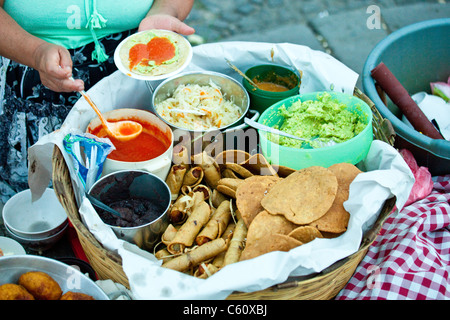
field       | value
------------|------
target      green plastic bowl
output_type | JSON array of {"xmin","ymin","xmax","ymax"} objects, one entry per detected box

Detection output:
[
  {"xmin": 243, "ymin": 64, "xmax": 300, "ymax": 114},
  {"xmin": 258, "ymin": 91, "xmax": 373, "ymax": 170}
]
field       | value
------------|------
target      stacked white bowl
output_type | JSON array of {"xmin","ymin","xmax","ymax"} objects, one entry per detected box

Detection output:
[{"xmin": 2, "ymin": 188, "xmax": 68, "ymax": 253}]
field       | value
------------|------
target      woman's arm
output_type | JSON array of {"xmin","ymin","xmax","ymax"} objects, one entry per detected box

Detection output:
[
  {"xmin": 0, "ymin": 0, "xmax": 195, "ymax": 92},
  {"xmin": 139, "ymin": 0, "xmax": 195, "ymax": 35},
  {"xmin": 0, "ymin": 4, "xmax": 83, "ymax": 92},
  {"xmin": 148, "ymin": 0, "xmax": 194, "ymax": 21}
]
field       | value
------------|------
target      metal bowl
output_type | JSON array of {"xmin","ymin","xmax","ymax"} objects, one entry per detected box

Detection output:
[
  {"xmin": 0, "ymin": 255, "xmax": 109, "ymax": 300},
  {"xmin": 151, "ymin": 71, "xmax": 250, "ymax": 133},
  {"xmin": 2, "ymin": 188, "xmax": 68, "ymax": 239},
  {"xmin": 88, "ymin": 170, "xmax": 171, "ymax": 252}
]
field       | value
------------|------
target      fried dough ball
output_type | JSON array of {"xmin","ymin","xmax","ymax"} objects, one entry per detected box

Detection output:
[
  {"xmin": 0, "ymin": 283, "xmax": 35, "ymax": 300},
  {"xmin": 18, "ymin": 271, "xmax": 62, "ymax": 300},
  {"xmin": 60, "ymin": 291, "xmax": 95, "ymax": 300}
]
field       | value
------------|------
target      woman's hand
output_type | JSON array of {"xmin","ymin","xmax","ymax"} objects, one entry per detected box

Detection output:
[
  {"xmin": 0, "ymin": 6, "xmax": 84, "ymax": 93},
  {"xmin": 33, "ymin": 42, "xmax": 84, "ymax": 92},
  {"xmin": 138, "ymin": 13, "xmax": 195, "ymax": 35}
]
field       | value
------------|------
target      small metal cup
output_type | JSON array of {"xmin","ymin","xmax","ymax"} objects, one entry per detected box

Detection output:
[{"xmin": 88, "ymin": 170, "xmax": 171, "ymax": 251}]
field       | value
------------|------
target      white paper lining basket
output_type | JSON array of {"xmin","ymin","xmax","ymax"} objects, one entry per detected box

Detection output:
[
  {"xmin": 50, "ymin": 87, "xmax": 401, "ymax": 300},
  {"xmin": 33, "ymin": 42, "xmax": 412, "ymax": 299}
]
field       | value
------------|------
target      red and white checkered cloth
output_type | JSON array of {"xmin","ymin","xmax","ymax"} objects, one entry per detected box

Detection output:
[{"xmin": 336, "ymin": 174, "xmax": 450, "ymax": 300}]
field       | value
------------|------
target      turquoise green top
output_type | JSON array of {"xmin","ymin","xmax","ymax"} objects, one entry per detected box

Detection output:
[{"xmin": 4, "ymin": 0, "xmax": 154, "ymax": 62}]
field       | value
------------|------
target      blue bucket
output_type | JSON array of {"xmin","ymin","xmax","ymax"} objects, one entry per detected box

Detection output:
[{"xmin": 362, "ymin": 18, "xmax": 450, "ymax": 175}]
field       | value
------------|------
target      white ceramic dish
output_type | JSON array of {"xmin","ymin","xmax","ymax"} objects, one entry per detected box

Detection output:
[
  {"xmin": 114, "ymin": 29, "xmax": 193, "ymax": 81},
  {"xmin": 4, "ymin": 222, "xmax": 68, "ymax": 253},
  {"xmin": 2, "ymin": 188, "xmax": 68, "ymax": 239},
  {"xmin": 0, "ymin": 236, "xmax": 26, "ymax": 257}
]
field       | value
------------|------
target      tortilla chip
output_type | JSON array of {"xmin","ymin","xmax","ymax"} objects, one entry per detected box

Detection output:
[
  {"xmin": 236, "ymin": 176, "xmax": 281, "ymax": 227},
  {"xmin": 215, "ymin": 150, "xmax": 250, "ymax": 166},
  {"xmin": 309, "ymin": 163, "xmax": 362, "ymax": 233},
  {"xmin": 244, "ymin": 210, "xmax": 297, "ymax": 247},
  {"xmin": 329, "ymin": 162, "xmax": 362, "ymax": 186},
  {"xmin": 288, "ymin": 226, "xmax": 323, "ymax": 244},
  {"xmin": 216, "ymin": 178, "xmax": 243, "ymax": 198},
  {"xmin": 241, "ymin": 153, "xmax": 279, "ymax": 177},
  {"xmin": 240, "ymin": 233, "xmax": 302, "ymax": 261},
  {"xmin": 320, "ymin": 231, "xmax": 344, "ymax": 238},
  {"xmin": 270, "ymin": 164, "xmax": 296, "ymax": 177},
  {"xmin": 243, "ymin": 175, "xmax": 281, "ymax": 185},
  {"xmin": 261, "ymin": 166, "xmax": 338, "ymax": 225},
  {"xmin": 224, "ymin": 163, "xmax": 254, "ymax": 179},
  {"xmin": 216, "ymin": 185, "xmax": 236, "ymax": 198},
  {"xmin": 221, "ymin": 168, "xmax": 240, "ymax": 179}
]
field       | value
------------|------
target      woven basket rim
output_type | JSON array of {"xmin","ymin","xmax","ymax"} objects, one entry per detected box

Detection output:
[{"xmin": 51, "ymin": 87, "xmax": 396, "ymax": 299}]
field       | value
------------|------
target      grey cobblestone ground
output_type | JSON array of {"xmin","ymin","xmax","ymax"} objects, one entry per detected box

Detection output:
[
  {"xmin": 186, "ymin": 0, "xmax": 447, "ymax": 43},
  {"xmin": 185, "ymin": 0, "xmax": 449, "ymax": 84}
]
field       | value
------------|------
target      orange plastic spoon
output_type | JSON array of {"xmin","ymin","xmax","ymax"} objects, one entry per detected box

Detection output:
[{"xmin": 71, "ymin": 77, "xmax": 143, "ymax": 142}]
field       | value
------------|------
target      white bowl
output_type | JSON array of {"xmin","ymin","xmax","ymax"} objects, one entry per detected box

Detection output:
[
  {"xmin": 2, "ymin": 188, "xmax": 68, "ymax": 239},
  {"xmin": 86, "ymin": 108, "xmax": 174, "ymax": 180},
  {"xmin": 0, "ymin": 255, "xmax": 109, "ymax": 300},
  {"xmin": 4, "ymin": 222, "xmax": 68, "ymax": 253}
]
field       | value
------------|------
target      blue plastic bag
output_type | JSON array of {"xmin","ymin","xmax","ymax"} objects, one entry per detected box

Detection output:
[{"xmin": 63, "ymin": 133, "xmax": 115, "ymax": 190}]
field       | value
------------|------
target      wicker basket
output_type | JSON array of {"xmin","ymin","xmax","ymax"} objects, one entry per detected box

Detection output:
[{"xmin": 51, "ymin": 88, "xmax": 396, "ymax": 300}]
